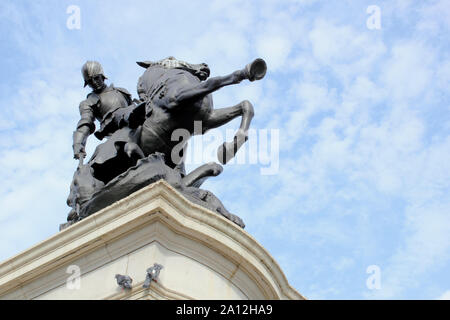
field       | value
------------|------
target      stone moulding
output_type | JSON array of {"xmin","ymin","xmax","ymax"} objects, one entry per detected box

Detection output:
[{"xmin": 0, "ymin": 180, "xmax": 305, "ymax": 300}]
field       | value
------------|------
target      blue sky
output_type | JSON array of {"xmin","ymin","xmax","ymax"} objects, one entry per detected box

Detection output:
[{"xmin": 0, "ymin": 0, "xmax": 449, "ymax": 299}]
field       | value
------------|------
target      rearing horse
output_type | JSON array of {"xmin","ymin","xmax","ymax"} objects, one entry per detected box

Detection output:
[
  {"xmin": 135, "ymin": 57, "xmax": 267, "ymax": 177},
  {"xmin": 63, "ymin": 57, "xmax": 266, "ymax": 229}
]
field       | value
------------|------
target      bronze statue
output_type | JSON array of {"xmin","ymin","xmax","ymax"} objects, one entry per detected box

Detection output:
[
  {"xmin": 135, "ymin": 56, "xmax": 266, "ymax": 167},
  {"xmin": 66, "ymin": 61, "xmax": 145, "ymax": 223},
  {"xmin": 62, "ymin": 57, "xmax": 267, "ymax": 230},
  {"xmin": 74, "ymin": 61, "xmax": 144, "ymax": 182}
]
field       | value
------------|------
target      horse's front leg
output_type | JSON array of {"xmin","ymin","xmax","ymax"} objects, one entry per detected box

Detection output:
[
  {"xmin": 202, "ymin": 100, "xmax": 254, "ymax": 164},
  {"xmin": 171, "ymin": 71, "xmax": 246, "ymax": 106},
  {"xmin": 171, "ymin": 59, "xmax": 266, "ymax": 106}
]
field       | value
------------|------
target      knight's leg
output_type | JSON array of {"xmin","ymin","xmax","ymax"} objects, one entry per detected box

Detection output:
[
  {"xmin": 182, "ymin": 162, "xmax": 223, "ymax": 188},
  {"xmin": 202, "ymin": 100, "xmax": 254, "ymax": 164}
]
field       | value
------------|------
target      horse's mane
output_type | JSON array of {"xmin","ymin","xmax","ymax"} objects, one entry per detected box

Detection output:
[{"xmin": 138, "ymin": 65, "xmax": 203, "ymax": 106}]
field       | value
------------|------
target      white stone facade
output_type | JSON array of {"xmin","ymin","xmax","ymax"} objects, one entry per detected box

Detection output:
[{"xmin": 0, "ymin": 180, "xmax": 304, "ymax": 300}]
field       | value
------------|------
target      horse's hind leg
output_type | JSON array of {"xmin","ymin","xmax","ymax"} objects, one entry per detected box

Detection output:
[
  {"xmin": 182, "ymin": 162, "xmax": 223, "ymax": 188},
  {"xmin": 202, "ymin": 100, "xmax": 254, "ymax": 164}
]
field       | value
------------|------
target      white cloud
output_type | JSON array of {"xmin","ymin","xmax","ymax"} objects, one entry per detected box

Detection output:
[
  {"xmin": 438, "ymin": 290, "xmax": 450, "ymax": 300},
  {"xmin": 308, "ymin": 19, "xmax": 386, "ymax": 83},
  {"xmin": 367, "ymin": 201, "xmax": 450, "ymax": 299},
  {"xmin": 256, "ymin": 35, "xmax": 292, "ymax": 71},
  {"xmin": 416, "ymin": 0, "xmax": 450, "ymax": 34},
  {"xmin": 381, "ymin": 42, "xmax": 435, "ymax": 102},
  {"xmin": 334, "ymin": 257, "xmax": 355, "ymax": 271},
  {"xmin": 1, "ymin": 0, "xmax": 449, "ymax": 300}
]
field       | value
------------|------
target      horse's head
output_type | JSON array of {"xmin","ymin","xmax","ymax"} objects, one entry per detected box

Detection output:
[{"xmin": 137, "ymin": 56, "xmax": 210, "ymax": 80}]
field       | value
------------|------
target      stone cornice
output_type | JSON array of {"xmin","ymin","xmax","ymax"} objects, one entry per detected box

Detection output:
[{"xmin": 0, "ymin": 180, "xmax": 305, "ymax": 300}]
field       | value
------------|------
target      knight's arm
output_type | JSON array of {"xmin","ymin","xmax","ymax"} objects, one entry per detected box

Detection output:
[
  {"xmin": 114, "ymin": 85, "xmax": 147, "ymax": 128},
  {"xmin": 73, "ymin": 94, "xmax": 98, "ymax": 159},
  {"xmin": 114, "ymin": 86, "xmax": 133, "ymax": 105}
]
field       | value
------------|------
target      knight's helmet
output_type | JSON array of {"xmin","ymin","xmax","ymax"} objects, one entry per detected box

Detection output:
[{"xmin": 81, "ymin": 61, "xmax": 107, "ymax": 87}]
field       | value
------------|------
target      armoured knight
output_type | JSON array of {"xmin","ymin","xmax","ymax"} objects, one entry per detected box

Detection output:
[
  {"xmin": 65, "ymin": 61, "xmax": 145, "ymax": 225},
  {"xmin": 73, "ymin": 61, "xmax": 144, "ymax": 183}
]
